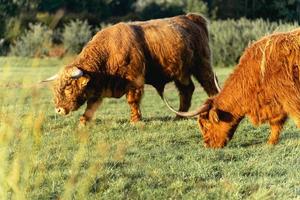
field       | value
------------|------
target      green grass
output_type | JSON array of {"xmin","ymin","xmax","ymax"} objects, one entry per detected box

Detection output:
[{"xmin": 0, "ymin": 57, "xmax": 299, "ymax": 199}]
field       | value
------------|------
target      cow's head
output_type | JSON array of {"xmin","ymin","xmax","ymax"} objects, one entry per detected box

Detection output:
[
  {"xmin": 163, "ymin": 96, "xmax": 240, "ymax": 148},
  {"xmin": 43, "ymin": 66, "xmax": 90, "ymax": 115},
  {"xmin": 197, "ymin": 98, "xmax": 240, "ymax": 148}
]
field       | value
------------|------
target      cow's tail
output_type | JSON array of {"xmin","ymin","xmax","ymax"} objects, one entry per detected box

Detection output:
[{"xmin": 186, "ymin": 13, "xmax": 209, "ymax": 37}]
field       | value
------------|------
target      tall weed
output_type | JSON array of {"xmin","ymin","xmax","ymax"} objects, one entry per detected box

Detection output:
[{"xmin": 62, "ymin": 20, "xmax": 92, "ymax": 54}]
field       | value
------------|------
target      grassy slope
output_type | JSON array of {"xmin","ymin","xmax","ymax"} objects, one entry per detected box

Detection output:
[{"xmin": 0, "ymin": 57, "xmax": 299, "ymax": 199}]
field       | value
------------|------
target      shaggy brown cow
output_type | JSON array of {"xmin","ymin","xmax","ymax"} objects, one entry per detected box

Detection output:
[
  {"xmin": 43, "ymin": 13, "xmax": 220, "ymax": 125},
  {"xmin": 166, "ymin": 28, "xmax": 300, "ymax": 148}
]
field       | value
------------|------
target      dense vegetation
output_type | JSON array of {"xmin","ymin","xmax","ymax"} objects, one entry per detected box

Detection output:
[
  {"xmin": 0, "ymin": 57, "xmax": 299, "ymax": 199},
  {"xmin": 6, "ymin": 18, "xmax": 298, "ymax": 67},
  {"xmin": 1, "ymin": 0, "xmax": 300, "ymax": 61}
]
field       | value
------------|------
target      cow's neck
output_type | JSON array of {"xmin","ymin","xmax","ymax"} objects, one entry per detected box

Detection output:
[{"xmin": 74, "ymin": 41, "xmax": 107, "ymax": 73}]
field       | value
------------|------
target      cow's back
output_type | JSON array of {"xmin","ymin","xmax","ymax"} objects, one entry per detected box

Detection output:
[
  {"xmin": 133, "ymin": 14, "xmax": 209, "ymax": 84},
  {"xmin": 76, "ymin": 14, "xmax": 209, "ymax": 89}
]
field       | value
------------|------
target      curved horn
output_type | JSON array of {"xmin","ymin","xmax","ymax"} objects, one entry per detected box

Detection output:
[
  {"xmin": 70, "ymin": 67, "xmax": 83, "ymax": 78},
  {"xmin": 161, "ymin": 95, "xmax": 210, "ymax": 118},
  {"xmin": 214, "ymin": 73, "xmax": 221, "ymax": 92},
  {"xmin": 40, "ymin": 74, "xmax": 58, "ymax": 83}
]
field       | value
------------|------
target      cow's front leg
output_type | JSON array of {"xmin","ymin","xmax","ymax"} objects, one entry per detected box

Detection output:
[
  {"xmin": 267, "ymin": 115, "xmax": 287, "ymax": 145},
  {"xmin": 79, "ymin": 98, "xmax": 102, "ymax": 126},
  {"xmin": 126, "ymin": 87, "xmax": 143, "ymax": 123}
]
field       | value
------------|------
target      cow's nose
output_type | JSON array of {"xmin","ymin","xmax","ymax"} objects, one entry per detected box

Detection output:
[{"xmin": 55, "ymin": 107, "xmax": 66, "ymax": 115}]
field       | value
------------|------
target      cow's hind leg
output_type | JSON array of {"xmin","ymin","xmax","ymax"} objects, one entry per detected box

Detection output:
[
  {"xmin": 126, "ymin": 87, "xmax": 143, "ymax": 123},
  {"xmin": 79, "ymin": 98, "xmax": 102, "ymax": 126},
  {"xmin": 174, "ymin": 79, "xmax": 195, "ymax": 118},
  {"xmin": 268, "ymin": 115, "xmax": 287, "ymax": 145}
]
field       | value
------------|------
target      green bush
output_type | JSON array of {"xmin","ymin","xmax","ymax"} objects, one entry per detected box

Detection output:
[
  {"xmin": 184, "ymin": 0, "xmax": 208, "ymax": 16},
  {"xmin": 3, "ymin": 18, "xmax": 22, "ymax": 42},
  {"xmin": 210, "ymin": 18, "xmax": 299, "ymax": 67},
  {"xmin": 9, "ymin": 23, "xmax": 53, "ymax": 57},
  {"xmin": 62, "ymin": 20, "xmax": 92, "ymax": 54}
]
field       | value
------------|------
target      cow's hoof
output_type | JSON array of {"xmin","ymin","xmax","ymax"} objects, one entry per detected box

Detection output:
[
  {"xmin": 79, "ymin": 116, "xmax": 89, "ymax": 127},
  {"xmin": 78, "ymin": 122, "xmax": 86, "ymax": 129},
  {"xmin": 267, "ymin": 139, "xmax": 279, "ymax": 145},
  {"xmin": 130, "ymin": 120, "xmax": 145, "ymax": 128},
  {"xmin": 130, "ymin": 115, "xmax": 141, "ymax": 124},
  {"xmin": 130, "ymin": 118, "xmax": 141, "ymax": 124}
]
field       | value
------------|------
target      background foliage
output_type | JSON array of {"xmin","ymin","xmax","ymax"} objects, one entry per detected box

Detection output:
[
  {"xmin": 210, "ymin": 19, "xmax": 299, "ymax": 67},
  {"xmin": 9, "ymin": 23, "xmax": 53, "ymax": 57},
  {"xmin": 1, "ymin": 0, "xmax": 300, "ymax": 58},
  {"xmin": 62, "ymin": 20, "xmax": 92, "ymax": 54}
]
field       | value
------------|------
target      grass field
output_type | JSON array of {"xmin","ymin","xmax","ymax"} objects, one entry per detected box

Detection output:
[{"xmin": 0, "ymin": 57, "xmax": 299, "ymax": 199}]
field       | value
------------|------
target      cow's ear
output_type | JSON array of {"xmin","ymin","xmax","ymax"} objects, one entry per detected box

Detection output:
[
  {"xmin": 78, "ymin": 75, "xmax": 90, "ymax": 87},
  {"xmin": 209, "ymin": 108, "xmax": 219, "ymax": 123}
]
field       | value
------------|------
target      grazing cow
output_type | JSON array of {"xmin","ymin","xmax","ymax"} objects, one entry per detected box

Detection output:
[
  {"xmin": 43, "ymin": 13, "xmax": 220, "ymax": 125},
  {"xmin": 166, "ymin": 28, "xmax": 300, "ymax": 148}
]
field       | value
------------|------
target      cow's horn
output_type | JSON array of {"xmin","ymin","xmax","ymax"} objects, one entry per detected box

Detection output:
[
  {"xmin": 214, "ymin": 73, "xmax": 221, "ymax": 92},
  {"xmin": 70, "ymin": 67, "xmax": 83, "ymax": 78},
  {"xmin": 40, "ymin": 74, "xmax": 58, "ymax": 83},
  {"xmin": 161, "ymin": 95, "xmax": 210, "ymax": 117}
]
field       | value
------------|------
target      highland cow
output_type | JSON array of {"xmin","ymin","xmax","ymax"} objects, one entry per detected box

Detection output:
[
  {"xmin": 43, "ymin": 14, "xmax": 220, "ymax": 125},
  {"xmin": 166, "ymin": 28, "xmax": 300, "ymax": 148}
]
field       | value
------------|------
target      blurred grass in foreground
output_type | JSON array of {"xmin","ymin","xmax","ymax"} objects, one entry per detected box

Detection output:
[{"xmin": 0, "ymin": 57, "xmax": 299, "ymax": 199}]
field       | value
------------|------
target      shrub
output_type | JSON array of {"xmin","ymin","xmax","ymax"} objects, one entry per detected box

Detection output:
[
  {"xmin": 62, "ymin": 20, "xmax": 92, "ymax": 54},
  {"xmin": 4, "ymin": 18, "xmax": 23, "ymax": 43},
  {"xmin": 210, "ymin": 18, "xmax": 299, "ymax": 67},
  {"xmin": 9, "ymin": 23, "xmax": 53, "ymax": 57},
  {"xmin": 184, "ymin": 0, "xmax": 208, "ymax": 16}
]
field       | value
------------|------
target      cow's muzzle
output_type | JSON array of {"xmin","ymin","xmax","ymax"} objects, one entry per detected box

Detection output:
[{"xmin": 55, "ymin": 107, "xmax": 68, "ymax": 115}]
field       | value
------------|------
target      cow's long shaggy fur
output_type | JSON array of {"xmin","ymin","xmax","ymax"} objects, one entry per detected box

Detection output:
[
  {"xmin": 198, "ymin": 28, "xmax": 300, "ymax": 148},
  {"xmin": 51, "ymin": 13, "xmax": 219, "ymax": 124}
]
